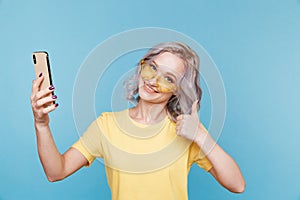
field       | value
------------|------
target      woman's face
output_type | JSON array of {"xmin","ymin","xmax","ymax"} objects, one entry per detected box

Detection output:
[{"xmin": 138, "ymin": 52, "xmax": 186, "ymax": 104}]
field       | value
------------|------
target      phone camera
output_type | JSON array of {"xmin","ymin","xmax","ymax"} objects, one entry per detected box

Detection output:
[{"xmin": 33, "ymin": 54, "xmax": 36, "ymax": 64}]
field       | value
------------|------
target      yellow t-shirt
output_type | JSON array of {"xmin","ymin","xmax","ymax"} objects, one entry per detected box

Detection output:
[{"xmin": 72, "ymin": 109, "xmax": 212, "ymax": 200}]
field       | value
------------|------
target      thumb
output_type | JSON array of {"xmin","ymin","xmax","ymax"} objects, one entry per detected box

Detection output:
[{"xmin": 191, "ymin": 100, "xmax": 199, "ymax": 116}]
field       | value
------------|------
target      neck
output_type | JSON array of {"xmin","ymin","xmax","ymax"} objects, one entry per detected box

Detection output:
[{"xmin": 129, "ymin": 99, "xmax": 168, "ymax": 124}]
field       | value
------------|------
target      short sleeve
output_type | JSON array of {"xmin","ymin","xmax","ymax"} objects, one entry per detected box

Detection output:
[
  {"xmin": 72, "ymin": 115, "xmax": 105, "ymax": 167},
  {"xmin": 188, "ymin": 142, "xmax": 213, "ymax": 172},
  {"xmin": 188, "ymin": 124, "xmax": 213, "ymax": 172},
  {"xmin": 72, "ymin": 140, "xmax": 95, "ymax": 166}
]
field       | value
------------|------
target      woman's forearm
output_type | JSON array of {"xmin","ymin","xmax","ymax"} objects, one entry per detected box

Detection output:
[
  {"xmin": 195, "ymin": 129, "xmax": 246, "ymax": 193},
  {"xmin": 35, "ymin": 123, "xmax": 65, "ymax": 182}
]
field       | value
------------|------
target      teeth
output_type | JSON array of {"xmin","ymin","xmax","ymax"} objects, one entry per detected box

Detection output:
[
  {"xmin": 146, "ymin": 85, "xmax": 153, "ymax": 92},
  {"xmin": 145, "ymin": 84, "xmax": 156, "ymax": 93},
  {"xmin": 143, "ymin": 81, "xmax": 159, "ymax": 93}
]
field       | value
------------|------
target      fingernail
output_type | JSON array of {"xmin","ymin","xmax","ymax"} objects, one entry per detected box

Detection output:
[
  {"xmin": 55, "ymin": 103, "xmax": 59, "ymax": 107},
  {"xmin": 52, "ymin": 95, "xmax": 57, "ymax": 99},
  {"xmin": 49, "ymin": 85, "xmax": 55, "ymax": 90},
  {"xmin": 39, "ymin": 73, "xmax": 43, "ymax": 77}
]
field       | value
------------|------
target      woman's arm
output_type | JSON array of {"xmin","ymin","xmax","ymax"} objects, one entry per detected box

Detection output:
[
  {"xmin": 31, "ymin": 75, "xmax": 88, "ymax": 182},
  {"xmin": 195, "ymin": 130, "xmax": 246, "ymax": 193},
  {"xmin": 176, "ymin": 101, "xmax": 245, "ymax": 193}
]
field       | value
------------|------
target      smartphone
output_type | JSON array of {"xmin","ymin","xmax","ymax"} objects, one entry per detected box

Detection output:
[{"xmin": 32, "ymin": 51, "xmax": 55, "ymax": 105}]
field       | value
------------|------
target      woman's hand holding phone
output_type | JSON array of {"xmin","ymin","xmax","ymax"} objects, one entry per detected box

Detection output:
[{"xmin": 30, "ymin": 75, "xmax": 58, "ymax": 126}]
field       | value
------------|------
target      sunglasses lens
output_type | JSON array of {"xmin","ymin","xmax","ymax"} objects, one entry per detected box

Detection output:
[
  {"xmin": 157, "ymin": 78, "xmax": 176, "ymax": 93},
  {"xmin": 140, "ymin": 61, "xmax": 177, "ymax": 93},
  {"xmin": 141, "ymin": 63, "xmax": 156, "ymax": 79}
]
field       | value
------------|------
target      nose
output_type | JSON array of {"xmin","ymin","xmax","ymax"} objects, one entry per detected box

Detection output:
[
  {"xmin": 146, "ymin": 77, "xmax": 158, "ymax": 87},
  {"xmin": 148, "ymin": 71, "xmax": 163, "ymax": 86}
]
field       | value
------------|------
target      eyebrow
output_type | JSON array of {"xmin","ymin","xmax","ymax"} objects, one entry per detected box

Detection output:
[{"xmin": 151, "ymin": 60, "xmax": 178, "ymax": 81}]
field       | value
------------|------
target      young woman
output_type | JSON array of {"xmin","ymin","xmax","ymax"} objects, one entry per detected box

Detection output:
[{"xmin": 31, "ymin": 42, "xmax": 245, "ymax": 199}]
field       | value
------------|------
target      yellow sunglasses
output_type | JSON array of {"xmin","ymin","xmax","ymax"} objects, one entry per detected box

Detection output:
[{"xmin": 140, "ymin": 59, "xmax": 178, "ymax": 93}]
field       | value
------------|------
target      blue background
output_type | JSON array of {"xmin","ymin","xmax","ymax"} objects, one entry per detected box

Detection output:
[{"xmin": 1, "ymin": 0, "xmax": 300, "ymax": 199}]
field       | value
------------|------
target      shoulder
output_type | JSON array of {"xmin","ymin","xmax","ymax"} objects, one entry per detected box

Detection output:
[{"xmin": 95, "ymin": 109, "xmax": 128, "ymax": 124}]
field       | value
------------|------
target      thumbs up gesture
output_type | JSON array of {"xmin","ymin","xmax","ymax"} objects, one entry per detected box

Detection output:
[{"xmin": 176, "ymin": 100, "xmax": 202, "ymax": 142}]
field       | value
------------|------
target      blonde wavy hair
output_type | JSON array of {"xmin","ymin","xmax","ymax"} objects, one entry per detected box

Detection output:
[{"xmin": 125, "ymin": 42, "xmax": 202, "ymax": 122}]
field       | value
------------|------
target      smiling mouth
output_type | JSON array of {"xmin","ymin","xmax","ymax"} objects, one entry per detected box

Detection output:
[{"xmin": 143, "ymin": 83, "xmax": 159, "ymax": 93}]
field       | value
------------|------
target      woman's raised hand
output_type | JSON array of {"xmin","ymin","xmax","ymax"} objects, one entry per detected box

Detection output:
[
  {"xmin": 176, "ymin": 100, "xmax": 202, "ymax": 142},
  {"xmin": 30, "ymin": 74, "xmax": 58, "ymax": 126}
]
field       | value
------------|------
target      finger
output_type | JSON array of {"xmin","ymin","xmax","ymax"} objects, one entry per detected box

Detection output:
[
  {"xmin": 176, "ymin": 115, "xmax": 183, "ymax": 121},
  {"xmin": 32, "ymin": 74, "xmax": 44, "ymax": 94},
  {"xmin": 42, "ymin": 103, "xmax": 59, "ymax": 114},
  {"xmin": 36, "ymin": 85, "xmax": 55, "ymax": 100},
  {"xmin": 36, "ymin": 95, "xmax": 57, "ymax": 108},
  {"xmin": 178, "ymin": 114, "xmax": 190, "ymax": 120},
  {"xmin": 176, "ymin": 120, "xmax": 181, "ymax": 128},
  {"xmin": 191, "ymin": 100, "xmax": 199, "ymax": 116}
]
